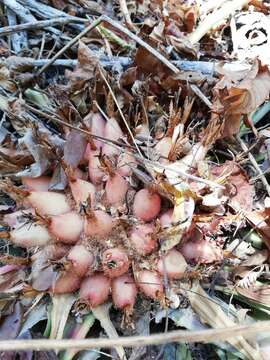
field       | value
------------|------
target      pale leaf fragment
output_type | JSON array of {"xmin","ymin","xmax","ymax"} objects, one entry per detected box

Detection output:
[{"xmin": 186, "ymin": 282, "xmax": 262, "ymax": 360}]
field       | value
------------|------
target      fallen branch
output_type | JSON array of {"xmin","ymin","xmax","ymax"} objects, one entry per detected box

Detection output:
[
  {"xmin": 1, "ymin": 55, "xmax": 246, "ymax": 75},
  {"xmin": 0, "ymin": 17, "xmax": 87, "ymax": 37},
  {"xmin": 2, "ymin": 0, "xmax": 36, "ymax": 23},
  {"xmin": 0, "ymin": 320, "xmax": 268, "ymax": 351},
  {"xmin": 17, "ymin": 0, "xmax": 83, "ymax": 30},
  {"xmin": 37, "ymin": 15, "xmax": 180, "ymax": 77},
  {"xmin": 6, "ymin": 7, "xmax": 27, "ymax": 53}
]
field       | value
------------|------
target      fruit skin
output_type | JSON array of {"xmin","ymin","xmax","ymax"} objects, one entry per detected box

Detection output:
[
  {"xmin": 180, "ymin": 240, "xmax": 223, "ymax": 264},
  {"xmin": 84, "ymin": 210, "xmax": 113, "ymax": 237},
  {"xmin": 22, "ymin": 176, "xmax": 51, "ymax": 192},
  {"xmin": 157, "ymin": 249, "xmax": 187, "ymax": 279},
  {"xmin": 51, "ymin": 271, "xmax": 81, "ymax": 294},
  {"xmin": 102, "ymin": 248, "xmax": 130, "ymax": 278},
  {"xmin": 130, "ymin": 223, "xmax": 156, "ymax": 255},
  {"xmin": 105, "ymin": 173, "xmax": 128, "ymax": 205},
  {"xmin": 49, "ymin": 212, "xmax": 83, "ymax": 244},
  {"xmin": 79, "ymin": 273, "xmax": 111, "ymax": 307},
  {"xmin": 69, "ymin": 178, "xmax": 96, "ymax": 205},
  {"xmin": 136, "ymin": 270, "xmax": 163, "ymax": 299},
  {"xmin": 112, "ymin": 274, "xmax": 137, "ymax": 309},
  {"xmin": 88, "ymin": 150, "xmax": 105, "ymax": 185},
  {"xmin": 102, "ymin": 118, "xmax": 123, "ymax": 156},
  {"xmin": 159, "ymin": 209, "xmax": 173, "ymax": 228},
  {"xmin": 28, "ymin": 191, "xmax": 71, "ymax": 216},
  {"xmin": 133, "ymin": 189, "xmax": 161, "ymax": 222},
  {"xmin": 67, "ymin": 245, "xmax": 94, "ymax": 277},
  {"xmin": 10, "ymin": 223, "xmax": 51, "ymax": 248}
]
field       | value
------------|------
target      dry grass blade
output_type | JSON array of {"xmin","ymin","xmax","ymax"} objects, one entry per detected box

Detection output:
[{"xmin": 0, "ymin": 321, "xmax": 268, "ymax": 351}]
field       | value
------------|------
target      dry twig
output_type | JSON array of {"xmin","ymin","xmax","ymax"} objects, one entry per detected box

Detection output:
[{"xmin": 0, "ymin": 320, "xmax": 268, "ymax": 351}]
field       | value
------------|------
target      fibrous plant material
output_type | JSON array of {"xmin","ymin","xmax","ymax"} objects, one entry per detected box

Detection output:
[{"xmin": 1, "ymin": 0, "xmax": 270, "ymax": 358}]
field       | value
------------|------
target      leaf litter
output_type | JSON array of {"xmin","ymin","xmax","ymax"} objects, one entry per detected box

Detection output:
[{"xmin": 0, "ymin": 0, "xmax": 270, "ymax": 359}]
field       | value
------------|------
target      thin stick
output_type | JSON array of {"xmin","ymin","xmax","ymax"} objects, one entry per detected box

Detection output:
[
  {"xmin": 98, "ymin": 66, "xmax": 143, "ymax": 157},
  {"xmin": 236, "ymin": 135, "xmax": 270, "ymax": 197},
  {"xmin": 0, "ymin": 17, "xmax": 87, "ymax": 37},
  {"xmin": 118, "ymin": 0, "xmax": 135, "ymax": 30},
  {"xmin": 36, "ymin": 17, "xmax": 103, "ymax": 76},
  {"xmin": 24, "ymin": 103, "xmax": 223, "ymax": 189},
  {"xmin": 24, "ymin": 104, "xmax": 135, "ymax": 151},
  {"xmin": 3, "ymin": 0, "xmax": 36, "ymax": 23},
  {"xmin": 190, "ymin": 84, "xmax": 212, "ymax": 109},
  {"xmin": 37, "ymin": 15, "xmax": 179, "ymax": 77},
  {"xmin": 0, "ymin": 320, "xmax": 269, "ymax": 351}
]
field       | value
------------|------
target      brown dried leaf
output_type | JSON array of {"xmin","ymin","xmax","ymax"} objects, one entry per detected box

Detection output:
[
  {"xmin": 236, "ymin": 283, "xmax": 270, "ymax": 307},
  {"xmin": 210, "ymin": 161, "xmax": 254, "ymax": 211},
  {"xmin": 246, "ymin": 209, "xmax": 270, "ymax": 250},
  {"xmin": 65, "ymin": 41, "xmax": 98, "ymax": 91},
  {"xmin": 212, "ymin": 62, "xmax": 270, "ymax": 137}
]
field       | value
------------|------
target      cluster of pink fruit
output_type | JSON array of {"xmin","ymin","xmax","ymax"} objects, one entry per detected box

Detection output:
[{"xmin": 1, "ymin": 113, "xmax": 199, "ymax": 315}]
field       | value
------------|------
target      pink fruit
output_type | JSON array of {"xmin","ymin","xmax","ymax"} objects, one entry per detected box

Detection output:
[
  {"xmin": 22, "ymin": 176, "xmax": 51, "ymax": 192},
  {"xmin": 69, "ymin": 178, "xmax": 96, "ymax": 205},
  {"xmin": 105, "ymin": 173, "xmax": 128, "ymax": 205},
  {"xmin": 159, "ymin": 209, "xmax": 173, "ymax": 228},
  {"xmin": 112, "ymin": 274, "xmax": 137, "ymax": 309},
  {"xmin": 136, "ymin": 270, "xmax": 163, "ymax": 300},
  {"xmin": 130, "ymin": 223, "xmax": 156, "ymax": 255},
  {"xmin": 49, "ymin": 212, "xmax": 83, "ymax": 244},
  {"xmin": 67, "ymin": 245, "xmax": 94, "ymax": 277},
  {"xmin": 52, "ymin": 271, "xmax": 81, "ymax": 294},
  {"xmin": 102, "ymin": 248, "xmax": 130, "ymax": 278},
  {"xmin": 133, "ymin": 189, "xmax": 161, "ymax": 222},
  {"xmin": 28, "ymin": 191, "xmax": 71, "ymax": 216},
  {"xmin": 84, "ymin": 210, "xmax": 113, "ymax": 238},
  {"xmin": 157, "ymin": 249, "xmax": 187, "ymax": 279},
  {"xmin": 79, "ymin": 273, "xmax": 111, "ymax": 307}
]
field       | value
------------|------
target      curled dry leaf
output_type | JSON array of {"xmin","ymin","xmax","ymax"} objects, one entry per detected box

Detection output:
[
  {"xmin": 186, "ymin": 282, "xmax": 262, "ymax": 360},
  {"xmin": 236, "ymin": 283, "xmax": 270, "ymax": 307},
  {"xmin": 211, "ymin": 61, "xmax": 270, "ymax": 137},
  {"xmin": 210, "ymin": 161, "xmax": 254, "ymax": 211},
  {"xmin": 246, "ymin": 209, "xmax": 270, "ymax": 250},
  {"xmin": 65, "ymin": 41, "xmax": 98, "ymax": 91}
]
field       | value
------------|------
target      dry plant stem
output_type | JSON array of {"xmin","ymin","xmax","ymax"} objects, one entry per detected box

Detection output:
[
  {"xmin": 98, "ymin": 66, "xmax": 143, "ymax": 157},
  {"xmin": 37, "ymin": 15, "xmax": 179, "ymax": 77},
  {"xmin": 0, "ymin": 320, "xmax": 269, "ymax": 351},
  {"xmin": 189, "ymin": 0, "xmax": 250, "ymax": 44},
  {"xmin": 24, "ymin": 104, "xmax": 135, "ymax": 151},
  {"xmin": 6, "ymin": 8, "xmax": 27, "ymax": 53},
  {"xmin": 2, "ymin": 0, "xmax": 36, "ymax": 23},
  {"xmin": 190, "ymin": 84, "xmax": 212, "ymax": 109},
  {"xmin": 10, "ymin": 55, "xmax": 251, "ymax": 75},
  {"xmin": 236, "ymin": 135, "xmax": 270, "ymax": 196},
  {"xmin": 24, "ymin": 103, "xmax": 223, "ymax": 189},
  {"xmin": 119, "ymin": 0, "xmax": 135, "ymax": 30},
  {"xmin": 16, "ymin": 0, "xmax": 82, "ymax": 30},
  {"xmin": 142, "ymin": 158, "xmax": 225, "ymax": 189},
  {"xmin": 0, "ymin": 17, "xmax": 87, "ymax": 37}
]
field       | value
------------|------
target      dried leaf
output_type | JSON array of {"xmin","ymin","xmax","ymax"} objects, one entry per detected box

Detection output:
[
  {"xmin": 0, "ymin": 301, "xmax": 23, "ymax": 339},
  {"xmin": 237, "ymin": 283, "xmax": 270, "ymax": 307},
  {"xmin": 231, "ymin": 12, "xmax": 270, "ymax": 67},
  {"xmin": 213, "ymin": 62, "xmax": 270, "ymax": 138},
  {"xmin": 246, "ymin": 209, "xmax": 270, "ymax": 250},
  {"xmin": 210, "ymin": 161, "xmax": 254, "ymax": 211},
  {"xmin": 186, "ymin": 282, "xmax": 262, "ymax": 360},
  {"xmin": 92, "ymin": 303, "xmax": 127, "ymax": 360},
  {"xmin": 49, "ymin": 294, "xmax": 76, "ymax": 340},
  {"xmin": 65, "ymin": 41, "xmax": 98, "ymax": 91}
]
